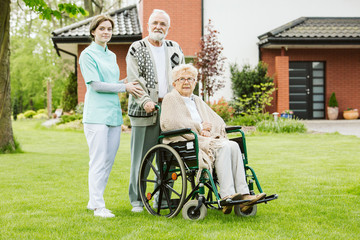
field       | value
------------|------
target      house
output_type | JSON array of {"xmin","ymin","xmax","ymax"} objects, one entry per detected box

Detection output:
[
  {"xmin": 258, "ymin": 17, "xmax": 360, "ymax": 119},
  {"xmin": 51, "ymin": 0, "xmax": 202, "ymax": 103}
]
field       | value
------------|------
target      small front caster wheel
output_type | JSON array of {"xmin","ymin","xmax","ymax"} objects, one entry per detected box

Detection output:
[
  {"xmin": 182, "ymin": 200, "xmax": 207, "ymax": 220},
  {"xmin": 234, "ymin": 204, "xmax": 257, "ymax": 217}
]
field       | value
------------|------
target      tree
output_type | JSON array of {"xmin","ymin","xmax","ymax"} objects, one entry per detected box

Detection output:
[
  {"xmin": 61, "ymin": 72, "xmax": 78, "ymax": 112},
  {"xmin": 0, "ymin": 0, "xmax": 86, "ymax": 153},
  {"xmin": 230, "ymin": 62, "xmax": 275, "ymax": 114},
  {"xmin": 194, "ymin": 19, "xmax": 226, "ymax": 102},
  {"xmin": 10, "ymin": 12, "xmax": 73, "ymax": 113}
]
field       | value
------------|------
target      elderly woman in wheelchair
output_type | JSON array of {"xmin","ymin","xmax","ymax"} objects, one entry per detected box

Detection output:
[{"xmin": 137, "ymin": 64, "xmax": 276, "ymax": 220}]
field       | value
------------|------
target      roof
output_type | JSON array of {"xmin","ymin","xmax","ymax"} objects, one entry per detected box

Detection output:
[
  {"xmin": 51, "ymin": 4, "xmax": 142, "ymax": 44},
  {"xmin": 258, "ymin": 17, "xmax": 360, "ymax": 48}
]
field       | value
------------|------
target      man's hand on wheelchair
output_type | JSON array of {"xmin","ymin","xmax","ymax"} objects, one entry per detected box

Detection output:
[{"xmin": 144, "ymin": 101, "xmax": 156, "ymax": 113}]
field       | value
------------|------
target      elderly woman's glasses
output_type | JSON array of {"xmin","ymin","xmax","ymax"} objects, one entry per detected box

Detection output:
[{"xmin": 176, "ymin": 77, "xmax": 195, "ymax": 82}]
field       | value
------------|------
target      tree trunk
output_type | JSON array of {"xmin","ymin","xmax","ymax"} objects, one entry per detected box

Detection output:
[
  {"xmin": 84, "ymin": 0, "xmax": 94, "ymax": 17},
  {"xmin": 0, "ymin": 0, "xmax": 15, "ymax": 151}
]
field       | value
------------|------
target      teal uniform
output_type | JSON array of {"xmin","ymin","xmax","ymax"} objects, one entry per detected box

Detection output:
[{"xmin": 79, "ymin": 41, "xmax": 123, "ymax": 126}]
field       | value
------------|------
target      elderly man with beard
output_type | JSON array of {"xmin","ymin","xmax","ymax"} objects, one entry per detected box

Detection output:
[{"xmin": 126, "ymin": 9, "xmax": 185, "ymax": 213}]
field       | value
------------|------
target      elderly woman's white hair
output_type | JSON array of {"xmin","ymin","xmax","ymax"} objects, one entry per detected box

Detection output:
[
  {"xmin": 148, "ymin": 9, "xmax": 171, "ymax": 27},
  {"xmin": 172, "ymin": 64, "xmax": 198, "ymax": 83}
]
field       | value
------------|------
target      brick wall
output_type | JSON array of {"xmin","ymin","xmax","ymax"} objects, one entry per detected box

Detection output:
[
  {"xmin": 275, "ymin": 56, "xmax": 289, "ymax": 113},
  {"xmin": 139, "ymin": 0, "xmax": 202, "ymax": 56},
  {"xmin": 77, "ymin": 44, "xmax": 131, "ymax": 103},
  {"xmin": 261, "ymin": 48, "xmax": 360, "ymax": 118}
]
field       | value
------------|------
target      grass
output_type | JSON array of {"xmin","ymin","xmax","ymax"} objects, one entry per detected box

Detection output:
[
  {"xmin": 256, "ymin": 118, "xmax": 307, "ymax": 133},
  {"xmin": 1, "ymin": 119, "xmax": 360, "ymax": 239}
]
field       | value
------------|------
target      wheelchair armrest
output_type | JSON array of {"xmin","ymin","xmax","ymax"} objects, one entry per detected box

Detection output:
[
  {"xmin": 160, "ymin": 128, "xmax": 192, "ymax": 137},
  {"xmin": 225, "ymin": 126, "xmax": 242, "ymax": 133}
]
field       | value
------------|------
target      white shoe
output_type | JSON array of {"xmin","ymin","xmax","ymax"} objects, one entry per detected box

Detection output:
[
  {"xmin": 88, "ymin": 207, "xmax": 112, "ymax": 213},
  {"xmin": 131, "ymin": 206, "xmax": 143, "ymax": 213},
  {"xmin": 94, "ymin": 208, "xmax": 115, "ymax": 218}
]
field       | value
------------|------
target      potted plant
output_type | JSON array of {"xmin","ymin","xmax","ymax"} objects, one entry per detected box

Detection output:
[
  {"xmin": 327, "ymin": 92, "xmax": 338, "ymax": 120},
  {"xmin": 343, "ymin": 108, "xmax": 359, "ymax": 120},
  {"xmin": 281, "ymin": 109, "xmax": 293, "ymax": 119}
]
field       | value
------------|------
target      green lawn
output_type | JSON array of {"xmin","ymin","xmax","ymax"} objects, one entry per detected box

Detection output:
[{"xmin": 1, "ymin": 120, "xmax": 359, "ymax": 239}]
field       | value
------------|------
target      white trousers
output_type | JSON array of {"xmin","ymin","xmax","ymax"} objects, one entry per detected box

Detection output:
[
  {"xmin": 214, "ymin": 140, "xmax": 250, "ymax": 198},
  {"xmin": 84, "ymin": 123, "xmax": 121, "ymax": 209}
]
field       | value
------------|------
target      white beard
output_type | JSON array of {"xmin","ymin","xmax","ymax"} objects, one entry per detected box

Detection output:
[{"xmin": 149, "ymin": 31, "xmax": 166, "ymax": 42}]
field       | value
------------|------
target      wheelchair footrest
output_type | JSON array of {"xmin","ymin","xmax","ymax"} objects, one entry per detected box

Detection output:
[{"xmin": 220, "ymin": 194, "xmax": 278, "ymax": 207}]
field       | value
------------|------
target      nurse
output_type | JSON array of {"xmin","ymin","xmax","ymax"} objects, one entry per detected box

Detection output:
[{"xmin": 79, "ymin": 15, "xmax": 143, "ymax": 218}]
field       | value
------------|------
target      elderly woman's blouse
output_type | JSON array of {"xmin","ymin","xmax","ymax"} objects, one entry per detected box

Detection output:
[
  {"xmin": 79, "ymin": 41, "xmax": 123, "ymax": 126},
  {"xmin": 181, "ymin": 95, "xmax": 203, "ymax": 129}
]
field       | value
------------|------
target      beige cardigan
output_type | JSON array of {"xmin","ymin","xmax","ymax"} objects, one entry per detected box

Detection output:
[{"xmin": 160, "ymin": 89, "xmax": 227, "ymax": 174}]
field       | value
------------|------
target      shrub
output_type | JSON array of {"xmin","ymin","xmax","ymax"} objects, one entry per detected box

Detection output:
[
  {"xmin": 61, "ymin": 72, "xmax": 78, "ymax": 112},
  {"xmin": 328, "ymin": 92, "xmax": 338, "ymax": 107},
  {"xmin": 17, "ymin": 113, "xmax": 25, "ymax": 120},
  {"xmin": 75, "ymin": 102, "xmax": 84, "ymax": 115},
  {"xmin": 37, "ymin": 109, "xmax": 47, "ymax": 114},
  {"xmin": 58, "ymin": 114, "xmax": 83, "ymax": 124},
  {"xmin": 24, "ymin": 110, "xmax": 36, "ymax": 118},
  {"xmin": 230, "ymin": 62, "xmax": 275, "ymax": 114},
  {"xmin": 231, "ymin": 61, "xmax": 273, "ymax": 98},
  {"xmin": 119, "ymin": 93, "xmax": 128, "ymax": 114},
  {"xmin": 227, "ymin": 113, "xmax": 271, "ymax": 126},
  {"xmin": 33, "ymin": 113, "xmax": 48, "ymax": 120},
  {"xmin": 208, "ymin": 97, "xmax": 235, "ymax": 122},
  {"xmin": 56, "ymin": 120, "xmax": 83, "ymax": 130},
  {"xmin": 122, "ymin": 114, "xmax": 131, "ymax": 127},
  {"xmin": 235, "ymin": 82, "xmax": 276, "ymax": 114},
  {"xmin": 256, "ymin": 118, "xmax": 307, "ymax": 133}
]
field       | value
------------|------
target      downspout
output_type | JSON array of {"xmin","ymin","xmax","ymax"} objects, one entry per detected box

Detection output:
[
  {"xmin": 258, "ymin": 44, "xmax": 262, "ymax": 62},
  {"xmin": 201, "ymin": 0, "xmax": 204, "ymax": 37},
  {"xmin": 53, "ymin": 42, "xmax": 77, "ymax": 77}
]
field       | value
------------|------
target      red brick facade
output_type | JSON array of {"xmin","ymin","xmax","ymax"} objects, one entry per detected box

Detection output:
[
  {"xmin": 77, "ymin": 44, "xmax": 131, "ymax": 103},
  {"xmin": 261, "ymin": 48, "xmax": 360, "ymax": 119},
  {"xmin": 77, "ymin": 0, "xmax": 202, "ymax": 102},
  {"xmin": 139, "ymin": 0, "xmax": 202, "ymax": 56}
]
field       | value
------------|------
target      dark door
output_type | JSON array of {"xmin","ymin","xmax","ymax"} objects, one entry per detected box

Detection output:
[{"xmin": 289, "ymin": 62, "xmax": 325, "ymax": 119}]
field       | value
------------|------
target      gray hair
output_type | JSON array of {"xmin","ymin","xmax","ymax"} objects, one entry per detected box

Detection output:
[
  {"xmin": 172, "ymin": 64, "xmax": 198, "ymax": 83},
  {"xmin": 148, "ymin": 9, "xmax": 171, "ymax": 27}
]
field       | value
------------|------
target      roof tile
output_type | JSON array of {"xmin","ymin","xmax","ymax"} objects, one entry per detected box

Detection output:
[{"xmin": 52, "ymin": 5, "xmax": 141, "ymax": 39}]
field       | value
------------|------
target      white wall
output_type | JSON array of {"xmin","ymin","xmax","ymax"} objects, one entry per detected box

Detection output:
[{"xmin": 203, "ymin": 0, "xmax": 360, "ymax": 100}]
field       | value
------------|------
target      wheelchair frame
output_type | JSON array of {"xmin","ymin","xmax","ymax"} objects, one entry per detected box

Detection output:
[{"xmin": 138, "ymin": 126, "xmax": 278, "ymax": 220}]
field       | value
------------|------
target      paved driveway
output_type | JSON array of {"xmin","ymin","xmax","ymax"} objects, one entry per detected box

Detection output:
[{"xmin": 303, "ymin": 119, "xmax": 360, "ymax": 138}]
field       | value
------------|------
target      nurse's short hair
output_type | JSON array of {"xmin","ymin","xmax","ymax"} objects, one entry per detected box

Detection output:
[
  {"xmin": 89, "ymin": 15, "xmax": 114, "ymax": 40},
  {"xmin": 172, "ymin": 64, "xmax": 198, "ymax": 83}
]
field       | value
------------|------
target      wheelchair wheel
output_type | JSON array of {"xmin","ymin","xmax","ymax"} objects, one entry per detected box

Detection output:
[
  {"xmin": 139, "ymin": 144, "xmax": 187, "ymax": 218},
  {"xmin": 234, "ymin": 204, "xmax": 257, "ymax": 217},
  {"xmin": 182, "ymin": 200, "xmax": 207, "ymax": 220}
]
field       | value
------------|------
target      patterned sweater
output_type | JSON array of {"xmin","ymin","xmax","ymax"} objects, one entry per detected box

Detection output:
[{"xmin": 126, "ymin": 37, "xmax": 185, "ymax": 126}]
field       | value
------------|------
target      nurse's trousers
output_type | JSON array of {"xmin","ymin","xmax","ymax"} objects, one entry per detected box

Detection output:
[{"xmin": 84, "ymin": 123, "xmax": 121, "ymax": 210}]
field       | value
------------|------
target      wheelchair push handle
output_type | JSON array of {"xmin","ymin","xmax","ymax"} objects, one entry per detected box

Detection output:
[{"xmin": 225, "ymin": 126, "xmax": 242, "ymax": 133}]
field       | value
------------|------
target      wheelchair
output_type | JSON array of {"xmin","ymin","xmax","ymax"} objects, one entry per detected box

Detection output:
[{"xmin": 138, "ymin": 125, "xmax": 278, "ymax": 220}]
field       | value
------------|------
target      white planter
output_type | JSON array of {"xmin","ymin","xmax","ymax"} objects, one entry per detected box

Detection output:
[{"xmin": 327, "ymin": 107, "xmax": 338, "ymax": 120}]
